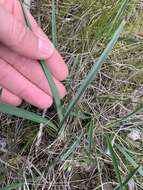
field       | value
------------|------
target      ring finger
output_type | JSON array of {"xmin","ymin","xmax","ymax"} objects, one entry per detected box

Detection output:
[
  {"xmin": 0, "ymin": 87, "xmax": 22, "ymax": 106},
  {"xmin": 0, "ymin": 58, "xmax": 53, "ymax": 109}
]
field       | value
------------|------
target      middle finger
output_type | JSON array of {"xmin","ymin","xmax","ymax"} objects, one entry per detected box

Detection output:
[{"xmin": 0, "ymin": 45, "xmax": 66, "ymax": 99}]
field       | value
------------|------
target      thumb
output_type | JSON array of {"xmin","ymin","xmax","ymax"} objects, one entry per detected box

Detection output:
[{"xmin": 0, "ymin": 4, "xmax": 54, "ymax": 59}]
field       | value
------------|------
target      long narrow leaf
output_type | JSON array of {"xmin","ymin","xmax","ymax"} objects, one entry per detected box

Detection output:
[
  {"xmin": 117, "ymin": 104, "xmax": 143, "ymax": 123},
  {"xmin": 108, "ymin": 104, "xmax": 143, "ymax": 129},
  {"xmin": 114, "ymin": 166, "xmax": 139, "ymax": 190},
  {"xmin": 61, "ymin": 132, "xmax": 83, "ymax": 161},
  {"xmin": 108, "ymin": 0, "xmax": 129, "ymax": 36},
  {"xmin": 88, "ymin": 122, "xmax": 94, "ymax": 151},
  {"xmin": 0, "ymin": 182, "xmax": 24, "ymax": 190},
  {"xmin": 115, "ymin": 0, "xmax": 129, "ymax": 21},
  {"xmin": 116, "ymin": 144, "xmax": 143, "ymax": 176},
  {"xmin": 60, "ymin": 20, "xmax": 125, "ymax": 128},
  {"xmin": 40, "ymin": 60, "xmax": 63, "ymax": 121},
  {"xmin": 20, "ymin": 1, "xmax": 63, "ymax": 121},
  {"xmin": 106, "ymin": 136, "xmax": 123, "ymax": 190},
  {"xmin": 0, "ymin": 103, "xmax": 56, "ymax": 130}
]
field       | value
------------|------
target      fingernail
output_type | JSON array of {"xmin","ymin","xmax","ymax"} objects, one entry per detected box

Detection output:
[{"xmin": 38, "ymin": 38, "xmax": 55, "ymax": 59}]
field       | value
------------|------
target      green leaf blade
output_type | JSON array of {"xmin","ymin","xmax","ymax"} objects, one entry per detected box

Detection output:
[
  {"xmin": 0, "ymin": 103, "xmax": 57, "ymax": 130},
  {"xmin": 106, "ymin": 136, "xmax": 123, "ymax": 190},
  {"xmin": 40, "ymin": 60, "xmax": 63, "ymax": 121},
  {"xmin": 20, "ymin": 1, "xmax": 63, "ymax": 122},
  {"xmin": 61, "ymin": 132, "xmax": 83, "ymax": 161},
  {"xmin": 60, "ymin": 20, "xmax": 125, "ymax": 128},
  {"xmin": 116, "ymin": 144, "xmax": 143, "ymax": 176},
  {"xmin": 114, "ymin": 166, "xmax": 139, "ymax": 190},
  {"xmin": 0, "ymin": 181, "xmax": 24, "ymax": 190}
]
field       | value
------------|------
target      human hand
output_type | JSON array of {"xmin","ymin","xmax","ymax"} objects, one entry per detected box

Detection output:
[{"xmin": 0, "ymin": 0, "xmax": 68, "ymax": 109}]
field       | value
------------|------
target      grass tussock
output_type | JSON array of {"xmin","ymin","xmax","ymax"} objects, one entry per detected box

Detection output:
[{"xmin": 0, "ymin": 0, "xmax": 143, "ymax": 189}]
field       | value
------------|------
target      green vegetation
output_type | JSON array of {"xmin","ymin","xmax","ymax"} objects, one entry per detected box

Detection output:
[{"xmin": 1, "ymin": 0, "xmax": 143, "ymax": 189}]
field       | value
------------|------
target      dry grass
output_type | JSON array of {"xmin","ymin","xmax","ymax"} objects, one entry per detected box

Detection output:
[{"xmin": 1, "ymin": 0, "xmax": 143, "ymax": 189}]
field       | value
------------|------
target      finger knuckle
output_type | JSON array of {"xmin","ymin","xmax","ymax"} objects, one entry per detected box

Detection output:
[{"xmin": 9, "ymin": 19, "xmax": 27, "ymax": 49}]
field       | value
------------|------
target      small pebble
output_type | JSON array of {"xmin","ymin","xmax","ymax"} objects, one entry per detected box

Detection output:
[{"xmin": 128, "ymin": 130, "xmax": 143, "ymax": 141}]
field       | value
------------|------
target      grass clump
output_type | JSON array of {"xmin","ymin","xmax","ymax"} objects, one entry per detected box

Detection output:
[{"xmin": 1, "ymin": 0, "xmax": 143, "ymax": 189}]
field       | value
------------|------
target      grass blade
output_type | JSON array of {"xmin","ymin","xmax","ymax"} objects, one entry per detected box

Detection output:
[
  {"xmin": 107, "ymin": 0, "xmax": 129, "ymax": 37},
  {"xmin": 116, "ymin": 144, "xmax": 143, "ymax": 176},
  {"xmin": 60, "ymin": 20, "xmax": 125, "ymax": 128},
  {"xmin": 20, "ymin": 1, "xmax": 63, "ymax": 122},
  {"xmin": 61, "ymin": 132, "xmax": 83, "ymax": 161},
  {"xmin": 109, "ymin": 104, "xmax": 143, "ymax": 129},
  {"xmin": 0, "ymin": 103, "xmax": 57, "ymax": 130},
  {"xmin": 113, "ymin": 0, "xmax": 128, "ymax": 22},
  {"xmin": 40, "ymin": 60, "xmax": 63, "ymax": 121},
  {"xmin": 87, "ymin": 122, "xmax": 94, "ymax": 151},
  {"xmin": 106, "ymin": 136, "xmax": 123, "ymax": 190},
  {"xmin": 0, "ymin": 182, "xmax": 25, "ymax": 190},
  {"xmin": 114, "ymin": 166, "xmax": 139, "ymax": 190},
  {"xmin": 117, "ymin": 104, "xmax": 143, "ymax": 123}
]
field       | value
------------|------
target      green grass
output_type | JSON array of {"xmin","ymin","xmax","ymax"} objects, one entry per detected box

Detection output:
[
  {"xmin": 0, "ymin": 182, "xmax": 25, "ymax": 190},
  {"xmin": 106, "ymin": 136, "xmax": 140, "ymax": 190},
  {"xmin": 0, "ymin": 0, "xmax": 143, "ymax": 189},
  {"xmin": 106, "ymin": 136, "xmax": 123, "ymax": 190},
  {"xmin": 20, "ymin": 0, "xmax": 63, "ymax": 122},
  {"xmin": 0, "ymin": 103, "xmax": 57, "ymax": 131},
  {"xmin": 59, "ymin": 20, "xmax": 125, "ymax": 131}
]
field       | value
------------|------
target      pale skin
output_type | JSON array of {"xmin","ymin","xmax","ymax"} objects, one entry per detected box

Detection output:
[{"xmin": 0, "ymin": 0, "xmax": 68, "ymax": 109}]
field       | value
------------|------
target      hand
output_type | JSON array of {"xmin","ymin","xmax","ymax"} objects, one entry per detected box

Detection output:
[{"xmin": 0, "ymin": 0, "xmax": 68, "ymax": 109}]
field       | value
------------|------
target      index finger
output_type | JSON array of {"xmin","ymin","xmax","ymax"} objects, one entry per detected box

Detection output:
[{"xmin": 20, "ymin": 6, "xmax": 69, "ymax": 81}]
